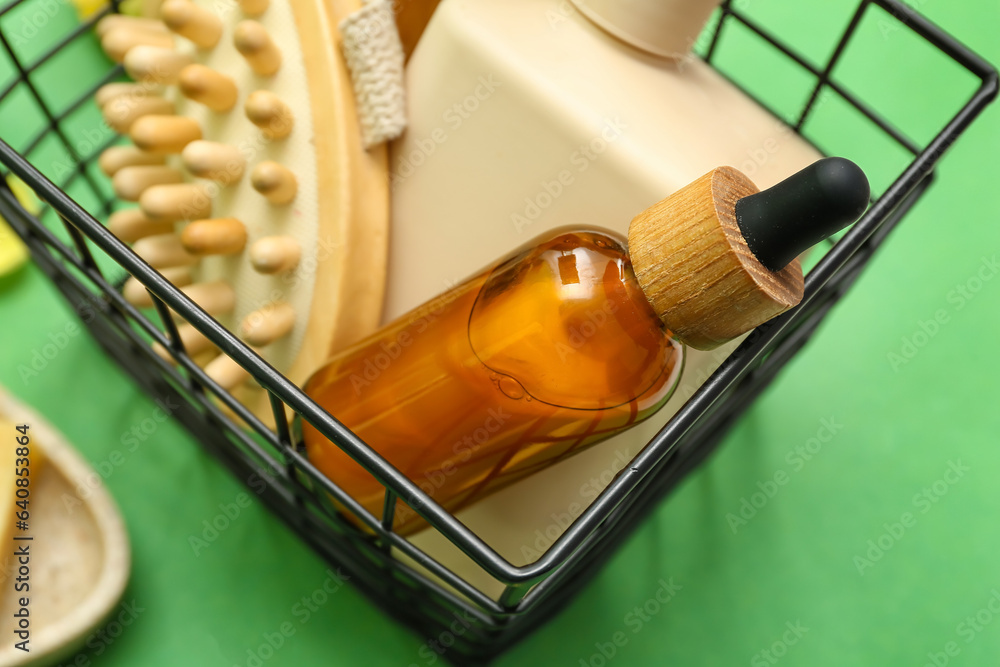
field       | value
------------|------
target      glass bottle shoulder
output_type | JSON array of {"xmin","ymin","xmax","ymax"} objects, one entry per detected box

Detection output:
[{"xmin": 469, "ymin": 227, "xmax": 680, "ymax": 410}]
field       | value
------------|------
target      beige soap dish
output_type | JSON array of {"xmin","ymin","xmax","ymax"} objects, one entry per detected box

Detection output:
[{"xmin": 0, "ymin": 386, "xmax": 130, "ymax": 667}]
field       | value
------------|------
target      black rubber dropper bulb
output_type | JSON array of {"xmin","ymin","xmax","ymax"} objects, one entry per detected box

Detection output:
[{"xmin": 735, "ymin": 157, "xmax": 870, "ymax": 272}]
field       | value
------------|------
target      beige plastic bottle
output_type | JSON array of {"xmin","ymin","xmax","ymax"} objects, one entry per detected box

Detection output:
[
  {"xmin": 382, "ymin": 0, "xmax": 825, "ymax": 596},
  {"xmin": 385, "ymin": 0, "xmax": 822, "ymax": 319}
]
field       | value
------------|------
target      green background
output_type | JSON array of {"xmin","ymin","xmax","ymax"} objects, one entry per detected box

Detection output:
[{"xmin": 1, "ymin": 0, "xmax": 998, "ymax": 665}]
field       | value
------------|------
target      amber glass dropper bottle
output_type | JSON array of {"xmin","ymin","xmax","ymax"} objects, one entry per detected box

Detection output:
[{"xmin": 300, "ymin": 158, "xmax": 870, "ymax": 534}]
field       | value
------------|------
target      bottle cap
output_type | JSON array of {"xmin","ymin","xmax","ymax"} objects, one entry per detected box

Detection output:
[
  {"xmin": 736, "ymin": 157, "xmax": 870, "ymax": 271},
  {"xmin": 627, "ymin": 160, "xmax": 869, "ymax": 350},
  {"xmin": 570, "ymin": 0, "xmax": 720, "ymax": 60}
]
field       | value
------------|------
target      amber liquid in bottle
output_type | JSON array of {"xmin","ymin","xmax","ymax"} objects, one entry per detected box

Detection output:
[{"xmin": 301, "ymin": 228, "xmax": 683, "ymax": 534}]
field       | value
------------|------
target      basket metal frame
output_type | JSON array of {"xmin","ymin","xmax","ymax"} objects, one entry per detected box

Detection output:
[{"xmin": 0, "ymin": 0, "xmax": 995, "ymax": 663}]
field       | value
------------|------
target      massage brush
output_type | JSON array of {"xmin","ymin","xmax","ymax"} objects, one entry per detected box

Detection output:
[{"xmin": 93, "ymin": 0, "xmax": 394, "ymax": 423}]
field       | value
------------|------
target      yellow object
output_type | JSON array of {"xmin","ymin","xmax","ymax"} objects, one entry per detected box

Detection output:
[
  {"xmin": 6, "ymin": 177, "xmax": 40, "ymax": 215},
  {"xmin": 0, "ymin": 177, "xmax": 36, "ymax": 279},
  {"xmin": 75, "ymin": 0, "xmax": 152, "ymax": 21},
  {"xmin": 0, "ymin": 219, "xmax": 28, "ymax": 278},
  {"xmin": 73, "ymin": 0, "xmax": 109, "ymax": 20}
]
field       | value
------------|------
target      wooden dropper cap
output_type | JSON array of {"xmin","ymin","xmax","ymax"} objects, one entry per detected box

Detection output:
[{"xmin": 628, "ymin": 158, "xmax": 869, "ymax": 350}]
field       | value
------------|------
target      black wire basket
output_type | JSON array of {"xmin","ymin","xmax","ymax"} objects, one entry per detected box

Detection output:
[{"xmin": 0, "ymin": 0, "xmax": 995, "ymax": 664}]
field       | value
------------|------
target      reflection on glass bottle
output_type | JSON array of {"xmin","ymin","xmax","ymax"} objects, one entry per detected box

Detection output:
[{"xmin": 303, "ymin": 229, "xmax": 683, "ymax": 534}]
